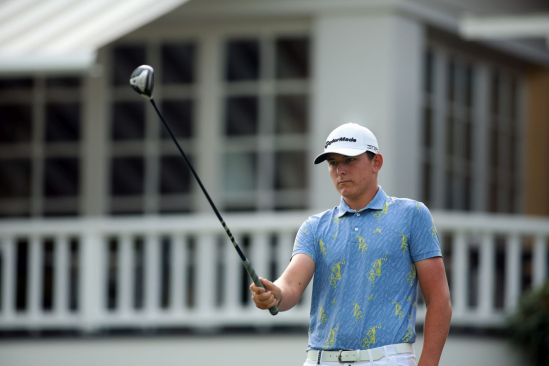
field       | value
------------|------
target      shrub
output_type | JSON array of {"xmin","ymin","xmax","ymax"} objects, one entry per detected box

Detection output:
[{"xmin": 507, "ymin": 281, "xmax": 549, "ymax": 366}]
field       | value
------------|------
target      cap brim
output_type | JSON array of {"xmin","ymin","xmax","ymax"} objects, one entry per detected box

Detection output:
[{"xmin": 313, "ymin": 148, "xmax": 368, "ymax": 164}]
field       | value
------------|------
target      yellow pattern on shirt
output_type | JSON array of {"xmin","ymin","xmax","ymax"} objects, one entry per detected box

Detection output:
[
  {"xmin": 406, "ymin": 264, "xmax": 417, "ymax": 286},
  {"xmin": 399, "ymin": 232, "xmax": 409, "ymax": 255},
  {"xmin": 357, "ymin": 235, "xmax": 368, "ymax": 255},
  {"xmin": 373, "ymin": 200, "xmax": 393, "ymax": 221},
  {"xmin": 430, "ymin": 218, "xmax": 437, "ymax": 238},
  {"xmin": 369, "ymin": 293, "xmax": 374, "ymax": 302},
  {"xmin": 352, "ymin": 302, "xmax": 363, "ymax": 323},
  {"xmin": 401, "ymin": 315, "xmax": 414, "ymax": 342},
  {"xmin": 368, "ymin": 254, "xmax": 388, "ymax": 286},
  {"xmin": 323, "ymin": 324, "xmax": 340, "ymax": 350},
  {"xmin": 319, "ymin": 239, "xmax": 327, "ymax": 257},
  {"xmin": 319, "ymin": 306, "xmax": 328, "ymax": 325},
  {"xmin": 330, "ymin": 258, "xmax": 346, "ymax": 289},
  {"xmin": 373, "ymin": 228, "xmax": 382, "ymax": 235},
  {"xmin": 361, "ymin": 323, "xmax": 382, "ymax": 349},
  {"xmin": 392, "ymin": 300, "xmax": 405, "ymax": 321}
]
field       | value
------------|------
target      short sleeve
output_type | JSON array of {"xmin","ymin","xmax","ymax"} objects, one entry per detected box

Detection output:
[
  {"xmin": 409, "ymin": 202, "xmax": 442, "ymax": 262},
  {"xmin": 292, "ymin": 218, "xmax": 318, "ymax": 263}
]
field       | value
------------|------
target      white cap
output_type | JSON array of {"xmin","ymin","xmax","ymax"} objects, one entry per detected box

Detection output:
[{"xmin": 314, "ymin": 123, "xmax": 379, "ymax": 164}]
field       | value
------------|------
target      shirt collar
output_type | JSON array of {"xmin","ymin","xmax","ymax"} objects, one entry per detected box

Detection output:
[{"xmin": 335, "ymin": 186, "xmax": 388, "ymax": 217}]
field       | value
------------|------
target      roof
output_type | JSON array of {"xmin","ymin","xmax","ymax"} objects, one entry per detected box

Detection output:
[{"xmin": 0, "ymin": 0, "xmax": 190, "ymax": 74}]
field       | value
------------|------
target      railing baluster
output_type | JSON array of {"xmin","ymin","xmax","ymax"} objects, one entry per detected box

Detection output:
[
  {"xmin": 144, "ymin": 234, "xmax": 160, "ymax": 317},
  {"xmin": 169, "ymin": 235, "xmax": 185, "ymax": 313},
  {"xmin": 54, "ymin": 236, "xmax": 69, "ymax": 316},
  {"xmin": 223, "ymin": 234, "xmax": 241, "ymax": 313},
  {"xmin": 1, "ymin": 237, "xmax": 15, "ymax": 319},
  {"xmin": 505, "ymin": 233, "xmax": 521, "ymax": 313},
  {"xmin": 478, "ymin": 232, "xmax": 495, "ymax": 316},
  {"xmin": 28, "ymin": 236, "xmax": 42, "ymax": 318},
  {"xmin": 533, "ymin": 235, "xmax": 547, "ymax": 287},
  {"xmin": 80, "ymin": 231, "xmax": 104, "ymax": 332},
  {"xmin": 119, "ymin": 235, "xmax": 133, "ymax": 316},
  {"xmin": 195, "ymin": 233, "xmax": 216, "ymax": 316},
  {"xmin": 452, "ymin": 230, "xmax": 467, "ymax": 316}
]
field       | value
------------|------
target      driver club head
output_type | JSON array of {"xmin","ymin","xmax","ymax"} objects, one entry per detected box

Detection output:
[{"xmin": 130, "ymin": 65, "xmax": 154, "ymax": 99}]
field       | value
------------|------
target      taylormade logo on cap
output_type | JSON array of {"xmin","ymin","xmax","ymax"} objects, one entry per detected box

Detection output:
[{"xmin": 313, "ymin": 123, "xmax": 379, "ymax": 164}]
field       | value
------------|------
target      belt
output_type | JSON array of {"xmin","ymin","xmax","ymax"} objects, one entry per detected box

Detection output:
[{"xmin": 307, "ymin": 343, "xmax": 414, "ymax": 363}]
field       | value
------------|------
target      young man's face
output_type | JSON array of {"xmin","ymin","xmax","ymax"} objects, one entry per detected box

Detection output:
[{"xmin": 326, "ymin": 152, "xmax": 381, "ymax": 203}]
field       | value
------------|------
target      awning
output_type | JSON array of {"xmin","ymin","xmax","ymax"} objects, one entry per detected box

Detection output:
[{"xmin": 0, "ymin": 0, "xmax": 190, "ymax": 74}]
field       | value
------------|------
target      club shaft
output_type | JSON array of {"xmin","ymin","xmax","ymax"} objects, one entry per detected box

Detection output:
[{"xmin": 150, "ymin": 98, "xmax": 278, "ymax": 316}]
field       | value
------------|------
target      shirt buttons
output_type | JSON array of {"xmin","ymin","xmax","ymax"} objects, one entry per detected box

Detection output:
[
  {"xmin": 354, "ymin": 228, "xmax": 358, "ymax": 231},
  {"xmin": 357, "ymin": 213, "xmax": 361, "ymax": 216}
]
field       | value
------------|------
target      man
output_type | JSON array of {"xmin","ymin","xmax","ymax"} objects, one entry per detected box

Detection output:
[{"xmin": 250, "ymin": 123, "xmax": 452, "ymax": 366}]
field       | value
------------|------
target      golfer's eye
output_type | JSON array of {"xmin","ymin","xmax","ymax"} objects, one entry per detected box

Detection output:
[
  {"xmin": 328, "ymin": 161, "xmax": 337, "ymax": 166},
  {"xmin": 346, "ymin": 158, "xmax": 355, "ymax": 163}
]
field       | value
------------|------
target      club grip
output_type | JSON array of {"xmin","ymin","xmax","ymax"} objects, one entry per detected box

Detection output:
[{"xmin": 242, "ymin": 259, "xmax": 279, "ymax": 316}]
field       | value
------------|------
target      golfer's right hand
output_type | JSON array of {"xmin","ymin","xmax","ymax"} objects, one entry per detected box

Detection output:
[{"xmin": 250, "ymin": 277, "xmax": 282, "ymax": 310}]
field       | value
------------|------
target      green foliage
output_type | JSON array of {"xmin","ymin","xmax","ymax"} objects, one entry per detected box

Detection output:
[{"xmin": 507, "ymin": 281, "xmax": 549, "ymax": 366}]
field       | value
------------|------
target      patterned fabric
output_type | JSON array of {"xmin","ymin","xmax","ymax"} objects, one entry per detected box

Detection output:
[{"xmin": 292, "ymin": 186, "xmax": 441, "ymax": 351}]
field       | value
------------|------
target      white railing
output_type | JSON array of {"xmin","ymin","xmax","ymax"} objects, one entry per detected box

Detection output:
[{"xmin": 0, "ymin": 211, "xmax": 548, "ymax": 332}]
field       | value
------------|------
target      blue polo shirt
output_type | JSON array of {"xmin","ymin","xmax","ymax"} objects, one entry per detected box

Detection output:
[{"xmin": 292, "ymin": 186, "xmax": 441, "ymax": 351}]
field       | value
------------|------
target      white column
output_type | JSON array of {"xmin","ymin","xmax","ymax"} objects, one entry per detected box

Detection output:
[
  {"xmin": 505, "ymin": 234, "xmax": 521, "ymax": 313},
  {"xmin": 431, "ymin": 49, "xmax": 448, "ymax": 209},
  {"xmin": 452, "ymin": 231, "xmax": 467, "ymax": 316},
  {"xmin": 533, "ymin": 235, "xmax": 547, "ymax": 287},
  {"xmin": 54, "ymin": 236, "xmax": 69, "ymax": 316},
  {"xmin": 195, "ymin": 33, "xmax": 222, "ymax": 212},
  {"xmin": 478, "ymin": 233, "xmax": 495, "ymax": 315},
  {"xmin": 311, "ymin": 12, "xmax": 425, "ymax": 209},
  {"xmin": 471, "ymin": 64, "xmax": 489, "ymax": 212}
]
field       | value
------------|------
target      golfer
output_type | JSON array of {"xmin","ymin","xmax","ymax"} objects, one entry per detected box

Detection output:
[{"xmin": 250, "ymin": 123, "xmax": 452, "ymax": 365}]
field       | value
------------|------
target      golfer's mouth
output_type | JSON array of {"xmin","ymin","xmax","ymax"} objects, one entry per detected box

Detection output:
[{"xmin": 338, "ymin": 180, "xmax": 351, "ymax": 185}]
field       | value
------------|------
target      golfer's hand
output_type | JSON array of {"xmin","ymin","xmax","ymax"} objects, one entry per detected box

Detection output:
[{"xmin": 250, "ymin": 278, "xmax": 282, "ymax": 310}]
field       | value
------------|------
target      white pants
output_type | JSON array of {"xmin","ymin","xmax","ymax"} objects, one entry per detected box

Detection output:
[{"xmin": 304, "ymin": 345, "xmax": 416, "ymax": 366}]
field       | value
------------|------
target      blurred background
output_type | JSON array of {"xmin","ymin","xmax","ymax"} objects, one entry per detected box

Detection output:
[{"xmin": 1, "ymin": 0, "xmax": 549, "ymax": 365}]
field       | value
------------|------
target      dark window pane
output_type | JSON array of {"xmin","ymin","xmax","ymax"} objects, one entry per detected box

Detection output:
[
  {"xmin": 276, "ymin": 37, "xmax": 309, "ymax": 79},
  {"xmin": 225, "ymin": 40, "xmax": 259, "ymax": 82},
  {"xmin": 275, "ymin": 95, "xmax": 308, "ymax": 134},
  {"xmin": 46, "ymin": 103, "xmax": 80, "ymax": 142},
  {"xmin": 46, "ymin": 77, "xmax": 81, "ymax": 88},
  {"xmin": 275, "ymin": 151, "xmax": 307, "ymax": 190},
  {"xmin": 223, "ymin": 152, "xmax": 257, "ymax": 192},
  {"xmin": 0, "ymin": 105, "xmax": 32, "ymax": 143},
  {"xmin": 162, "ymin": 43, "xmax": 195, "ymax": 84},
  {"xmin": 447, "ymin": 59, "xmax": 455, "ymax": 102},
  {"xmin": 446, "ymin": 115, "xmax": 454, "ymax": 156},
  {"xmin": 113, "ymin": 45, "xmax": 146, "ymax": 86},
  {"xmin": 112, "ymin": 102, "xmax": 145, "ymax": 141},
  {"xmin": 465, "ymin": 65, "xmax": 474, "ymax": 108},
  {"xmin": 423, "ymin": 107, "xmax": 432, "ymax": 148},
  {"xmin": 0, "ymin": 159, "xmax": 31, "ymax": 198},
  {"xmin": 422, "ymin": 162, "xmax": 432, "ymax": 206},
  {"xmin": 491, "ymin": 72, "xmax": 500, "ymax": 114},
  {"xmin": 160, "ymin": 155, "xmax": 192, "ymax": 194},
  {"xmin": 424, "ymin": 50, "xmax": 433, "ymax": 93},
  {"xmin": 111, "ymin": 157, "xmax": 144, "ymax": 196},
  {"xmin": 44, "ymin": 158, "xmax": 79, "ymax": 197},
  {"xmin": 0, "ymin": 78, "xmax": 33, "ymax": 90},
  {"xmin": 225, "ymin": 97, "xmax": 258, "ymax": 136},
  {"xmin": 160, "ymin": 100, "xmax": 193, "ymax": 139}
]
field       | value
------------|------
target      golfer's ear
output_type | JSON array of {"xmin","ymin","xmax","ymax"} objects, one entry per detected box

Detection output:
[{"xmin": 373, "ymin": 154, "xmax": 383, "ymax": 172}]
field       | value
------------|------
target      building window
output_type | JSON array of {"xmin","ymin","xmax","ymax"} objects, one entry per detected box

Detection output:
[
  {"xmin": 109, "ymin": 42, "xmax": 196, "ymax": 215},
  {"xmin": 421, "ymin": 44, "xmax": 523, "ymax": 213},
  {"xmin": 0, "ymin": 77, "xmax": 83, "ymax": 217},
  {"xmin": 221, "ymin": 35, "xmax": 310, "ymax": 211}
]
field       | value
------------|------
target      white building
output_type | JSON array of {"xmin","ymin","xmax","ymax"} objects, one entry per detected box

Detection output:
[{"xmin": 1, "ymin": 1, "xmax": 548, "ymax": 365}]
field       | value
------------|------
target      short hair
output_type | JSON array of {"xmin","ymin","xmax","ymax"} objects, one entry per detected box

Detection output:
[{"xmin": 366, "ymin": 151, "xmax": 376, "ymax": 160}]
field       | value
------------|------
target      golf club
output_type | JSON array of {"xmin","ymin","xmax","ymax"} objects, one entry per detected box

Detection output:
[{"xmin": 130, "ymin": 65, "xmax": 279, "ymax": 316}]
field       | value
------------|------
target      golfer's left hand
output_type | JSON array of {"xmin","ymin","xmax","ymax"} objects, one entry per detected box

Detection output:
[{"xmin": 250, "ymin": 277, "xmax": 282, "ymax": 310}]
